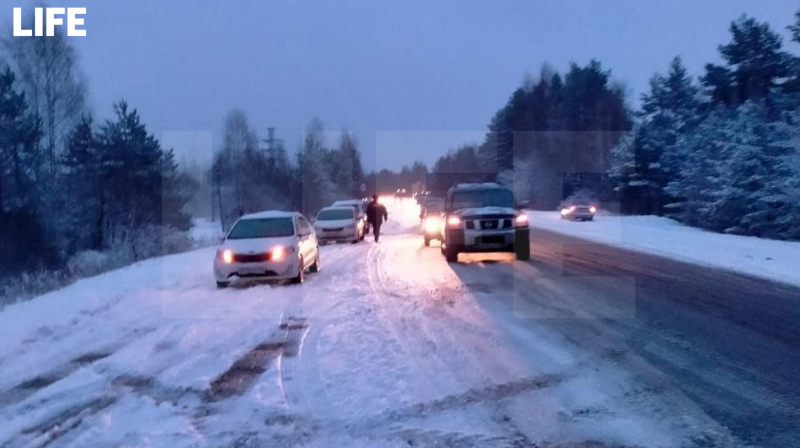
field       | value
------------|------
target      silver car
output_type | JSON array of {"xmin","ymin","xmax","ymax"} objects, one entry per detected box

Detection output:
[
  {"xmin": 332, "ymin": 199, "xmax": 370, "ymax": 233},
  {"xmin": 314, "ymin": 206, "xmax": 365, "ymax": 244},
  {"xmin": 213, "ymin": 211, "xmax": 320, "ymax": 287}
]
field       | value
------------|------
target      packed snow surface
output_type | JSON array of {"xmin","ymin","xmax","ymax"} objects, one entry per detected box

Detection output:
[
  {"xmin": 0, "ymin": 200, "xmax": 741, "ymax": 447},
  {"xmin": 527, "ymin": 211, "xmax": 800, "ymax": 287}
]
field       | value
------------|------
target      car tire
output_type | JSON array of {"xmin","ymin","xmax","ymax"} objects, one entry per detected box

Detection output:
[
  {"xmin": 515, "ymin": 231, "xmax": 531, "ymax": 261},
  {"xmin": 309, "ymin": 253, "xmax": 320, "ymax": 273},
  {"xmin": 424, "ymin": 237, "xmax": 430, "ymax": 247},
  {"xmin": 291, "ymin": 258, "xmax": 304, "ymax": 284},
  {"xmin": 445, "ymin": 245, "xmax": 459, "ymax": 263},
  {"xmin": 216, "ymin": 281, "xmax": 229, "ymax": 289}
]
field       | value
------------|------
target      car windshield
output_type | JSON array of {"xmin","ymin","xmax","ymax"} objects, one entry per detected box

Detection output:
[
  {"xmin": 452, "ymin": 189, "xmax": 514, "ymax": 209},
  {"xmin": 227, "ymin": 218, "xmax": 294, "ymax": 239},
  {"xmin": 317, "ymin": 209, "xmax": 354, "ymax": 220},
  {"xmin": 426, "ymin": 201, "xmax": 444, "ymax": 212}
]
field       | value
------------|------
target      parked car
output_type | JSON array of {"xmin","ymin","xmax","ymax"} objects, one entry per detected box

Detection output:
[
  {"xmin": 421, "ymin": 198, "xmax": 445, "ymax": 246},
  {"xmin": 314, "ymin": 206, "xmax": 365, "ymax": 244},
  {"xmin": 332, "ymin": 199, "xmax": 370, "ymax": 234},
  {"xmin": 559, "ymin": 196, "xmax": 599, "ymax": 221},
  {"xmin": 440, "ymin": 183, "xmax": 530, "ymax": 263},
  {"xmin": 214, "ymin": 211, "xmax": 320, "ymax": 287}
]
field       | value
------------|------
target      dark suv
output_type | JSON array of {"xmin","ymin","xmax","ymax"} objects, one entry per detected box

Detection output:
[{"xmin": 440, "ymin": 183, "xmax": 530, "ymax": 263}]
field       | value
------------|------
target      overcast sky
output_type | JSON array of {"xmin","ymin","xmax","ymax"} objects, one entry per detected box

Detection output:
[{"xmin": 14, "ymin": 0, "xmax": 800, "ymax": 171}]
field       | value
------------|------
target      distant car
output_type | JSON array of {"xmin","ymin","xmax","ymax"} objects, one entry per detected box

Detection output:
[
  {"xmin": 314, "ymin": 206, "xmax": 365, "ymax": 244},
  {"xmin": 421, "ymin": 199, "xmax": 445, "ymax": 246},
  {"xmin": 559, "ymin": 197, "xmax": 599, "ymax": 221},
  {"xmin": 440, "ymin": 183, "xmax": 530, "ymax": 263},
  {"xmin": 419, "ymin": 196, "xmax": 444, "ymax": 221},
  {"xmin": 332, "ymin": 199, "xmax": 370, "ymax": 233},
  {"xmin": 214, "ymin": 211, "xmax": 320, "ymax": 287}
]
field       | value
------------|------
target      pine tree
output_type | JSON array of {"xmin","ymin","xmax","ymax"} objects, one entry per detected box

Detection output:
[
  {"xmin": 0, "ymin": 66, "xmax": 54, "ymax": 274},
  {"xmin": 61, "ymin": 115, "xmax": 103, "ymax": 252},
  {"xmin": 703, "ymin": 16, "xmax": 794, "ymax": 109},
  {"xmin": 611, "ymin": 57, "xmax": 701, "ymax": 214}
]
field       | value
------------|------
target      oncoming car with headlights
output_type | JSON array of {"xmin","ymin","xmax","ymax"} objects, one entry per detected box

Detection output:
[
  {"xmin": 421, "ymin": 198, "xmax": 445, "ymax": 246},
  {"xmin": 441, "ymin": 183, "xmax": 530, "ymax": 263},
  {"xmin": 214, "ymin": 211, "xmax": 320, "ymax": 287}
]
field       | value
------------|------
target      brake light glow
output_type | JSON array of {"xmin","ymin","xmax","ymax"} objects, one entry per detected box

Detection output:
[{"xmin": 222, "ymin": 249, "xmax": 233, "ymax": 264}]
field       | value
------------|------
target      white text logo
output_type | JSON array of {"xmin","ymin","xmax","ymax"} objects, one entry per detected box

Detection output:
[{"xmin": 13, "ymin": 7, "xmax": 86, "ymax": 37}]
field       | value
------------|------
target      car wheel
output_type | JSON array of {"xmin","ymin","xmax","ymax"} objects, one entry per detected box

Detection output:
[
  {"xmin": 424, "ymin": 237, "xmax": 430, "ymax": 247},
  {"xmin": 445, "ymin": 245, "xmax": 459, "ymax": 263},
  {"xmin": 515, "ymin": 231, "xmax": 531, "ymax": 261},
  {"xmin": 310, "ymin": 252, "xmax": 320, "ymax": 273},
  {"xmin": 291, "ymin": 258, "xmax": 305, "ymax": 284},
  {"xmin": 216, "ymin": 281, "xmax": 229, "ymax": 289}
]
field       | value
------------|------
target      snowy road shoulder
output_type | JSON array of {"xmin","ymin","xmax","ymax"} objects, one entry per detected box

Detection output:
[{"xmin": 527, "ymin": 211, "xmax": 800, "ymax": 287}]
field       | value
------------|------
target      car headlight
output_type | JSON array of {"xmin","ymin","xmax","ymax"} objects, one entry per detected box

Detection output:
[
  {"xmin": 271, "ymin": 246, "xmax": 286, "ymax": 261},
  {"xmin": 218, "ymin": 249, "xmax": 233, "ymax": 264},
  {"xmin": 515, "ymin": 214, "xmax": 529, "ymax": 227},
  {"xmin": 424, "ymin": 217, "xmax": 441, "ymax": 232}
]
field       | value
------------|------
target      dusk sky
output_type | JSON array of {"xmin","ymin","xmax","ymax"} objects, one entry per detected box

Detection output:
[{"xmin": 10, "ymin": 0, "xmax": 800, "ymax": 170}]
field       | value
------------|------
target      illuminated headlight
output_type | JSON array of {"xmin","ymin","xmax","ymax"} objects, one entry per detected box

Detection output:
[
  {"xmin": 561, "ymin": 206, "xmax": 576, "ymax": 215},
  {"xmin": 446, "ymin": 216, "xmax": 461, "ymax": 228},
  {"xmin": 220, "ymin": 249, "xmax": 233, "ymax": 264},
  {"xmin": 589, "ymin": 206, "xmax": 598, "ymax": 214},
  {"xmin": 271, "ymin": 246, "xmax": 286, "ymax": 261},
  {"xmin": 424, "ymin": 217, "xmax": 441, "ymax": 233},
  {"xmin": 515, "ymin": 214, "xmax": 529, "ymax": 227}
]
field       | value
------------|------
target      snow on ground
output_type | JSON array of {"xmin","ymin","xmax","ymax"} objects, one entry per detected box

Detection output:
[
  {"xmin": 528, "ymin": 211, "xmax": 800, "ymax": 287},
  {"xmin": 0, "ymin": 200, "xmax": 740, "ymax": 447},
  {"xmin": 189, "ymin": 218, "xmax": 224, "ymax": 248}
]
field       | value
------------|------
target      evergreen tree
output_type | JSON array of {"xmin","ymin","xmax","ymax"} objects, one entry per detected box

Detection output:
[
  {"xmin": 61, "ymin": 115, "xmax": 103, "ymax": 252},
  {"xmin": 97, "ymin": 101, "xmax": 190, "ymax": 249},
  {"xmin": 703, "ymin": 16, "xmax": 795, "ymax": 108},
  {"xmin": 611, "ymin": 57, "xmax": 701, "ymax": 214},
  {"xmin": 0, "ymin": 66, "xmax": 54, "ymax": 274}
]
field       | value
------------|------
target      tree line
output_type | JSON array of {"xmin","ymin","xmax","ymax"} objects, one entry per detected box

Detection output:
[
  {"xmin": 427, "ymin": 12, "xmax": 800, "ymax": 241},
  {"xmin": 0, "ymin": 19, "xmax": 193, "ymax": 292},
  {"xmin": 209, "ymin": 115, "xmax": 366, "ymax": 232}
]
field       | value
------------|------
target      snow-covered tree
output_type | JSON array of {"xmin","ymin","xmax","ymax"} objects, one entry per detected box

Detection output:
[{"xmin": 611, "ymin": 57, "xmax": 701, "ymax": 214}]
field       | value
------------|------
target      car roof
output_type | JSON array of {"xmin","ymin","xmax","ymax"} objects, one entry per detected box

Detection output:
[
  {"xmin": 448, "ymin": 182, "xmax": 507, "ymax": 192},
  {"xmin": 332, "ymin": 199, "xmax": 363, "ymax": 205},
  {"xmin": 318, "ymin": 206, "xmax": 356, "ymax": 213},
  {"xmin": 239, "ymin": 210, "xmax": 296, "ymax": 219}
]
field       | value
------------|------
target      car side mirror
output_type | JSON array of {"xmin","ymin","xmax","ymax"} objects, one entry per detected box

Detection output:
[{"xmin": 517, "ymin": 200, "xmax": 530, "ymax": 210}]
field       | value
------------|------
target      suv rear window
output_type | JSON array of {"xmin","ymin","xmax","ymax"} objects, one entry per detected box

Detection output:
[
  {"xmin": 227, "ymin": 218, "xmax": 295, "ymax": 239},
  {"xmin": 317, "ymin": 209, "xmax": 354, "ymax": 220},
  {"xmin": 451, "ymin": 189, "xmax": 514, "ymax": 209}
]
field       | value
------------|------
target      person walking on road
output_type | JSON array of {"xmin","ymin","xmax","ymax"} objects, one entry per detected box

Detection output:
[{"xmin": 366, "ymin": 194, "xmax": 388, "ymax": 242}]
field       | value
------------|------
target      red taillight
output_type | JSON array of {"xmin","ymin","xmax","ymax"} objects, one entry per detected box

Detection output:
[
  {"xmin": 446, "ymin": 216, "xmax": 461, "ymax": 227},
  {"xmin": 222, "ymin": 249, "xmax": 233, "ymax": 264}
]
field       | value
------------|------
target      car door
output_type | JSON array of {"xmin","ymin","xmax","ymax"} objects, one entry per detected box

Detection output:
[{"xmin": 296, "ymin": 215, "xmax": 315, "ymax": 266}]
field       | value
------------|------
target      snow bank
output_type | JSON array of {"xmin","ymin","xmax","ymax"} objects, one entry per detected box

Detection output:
[{"xmin": 527, "ymin": 211, "xmax": 800, "ymax": 287}]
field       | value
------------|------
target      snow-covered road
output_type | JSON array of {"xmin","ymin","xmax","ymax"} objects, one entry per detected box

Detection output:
[{"xmin": 1, "ymin": 202, "xmax": 792, "ymax": 447}]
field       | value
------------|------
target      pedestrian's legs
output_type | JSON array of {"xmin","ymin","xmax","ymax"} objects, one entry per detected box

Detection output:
[{"xmin": 373, "ymin": 223, "xmax": 381, "ymax": 242}]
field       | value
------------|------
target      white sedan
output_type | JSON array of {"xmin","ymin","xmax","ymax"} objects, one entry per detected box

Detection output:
[{"xmin": 214, "ymin": 211, "xmax": 320, "ymax": 287}]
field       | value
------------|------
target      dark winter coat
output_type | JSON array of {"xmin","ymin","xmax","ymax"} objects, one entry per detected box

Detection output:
[{"xmin": 366, "ymin": 201, "xmax": 388, "ymax": 226}]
